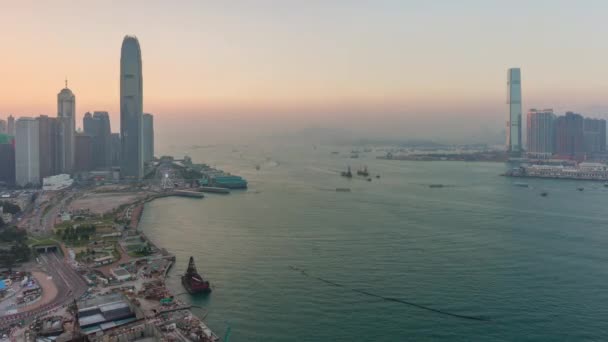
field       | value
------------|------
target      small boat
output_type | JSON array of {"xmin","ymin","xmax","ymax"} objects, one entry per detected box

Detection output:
[
  {"xmin": 429, "ymin": 184, "xmax": 444, "ymax": 188},
  {"xmin": 514, "ymin": 183, "xmax": 529, "ymax": 188},
  {"xmin": 357, "ymin": 166, "xmax": 370, "ymax": 177},
  {"xmin": 540, "ymin": 192, "xmax": 548, "ymax": 197},
  {"xmin": 341, "ymin": 166, "xmax": 353, "ymax": 178},
  {"xmin": 577, "ymin": 187, "xmax": 584, "ymax": 191},
  {"xmin": 376, "ymin": 175, "xmax": 380, "ymax": 179},
  {"xmin": 367, "ymin": 178, "xmax": 372, "ymax": 182},
  {"xmin": 336, "ymin": 188, "xmax": 351, "ymax": 192}
]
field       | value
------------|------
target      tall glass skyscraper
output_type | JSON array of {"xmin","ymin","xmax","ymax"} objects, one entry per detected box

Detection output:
[
  {"xmin": 507, "ymin": 68, "xmax": 522, "ymax": 155},
  {"xmin": 120, "ymin": 35, "xmax": 144, "ymax": 179},
  {"xmin": 57, "ymin": 83, "xmax": 76, "ymax": 173}
]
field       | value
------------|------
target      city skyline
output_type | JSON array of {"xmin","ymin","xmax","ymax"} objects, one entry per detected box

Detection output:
[{"xmin": 2, "ymin": 1, "xmax": 608, "ymax": 143}]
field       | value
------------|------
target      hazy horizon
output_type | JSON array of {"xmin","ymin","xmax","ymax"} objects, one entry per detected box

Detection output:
[{"xmin": 3, "ymin": 1, "xmax": 608, "ymax": 144}]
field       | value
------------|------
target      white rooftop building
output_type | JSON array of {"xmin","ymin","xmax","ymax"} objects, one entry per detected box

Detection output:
[{"xmin": 42, "ymin": 174, "xmax": 74, "ymax": 191}]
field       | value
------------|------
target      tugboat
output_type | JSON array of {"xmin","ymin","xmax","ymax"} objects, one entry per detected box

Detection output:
[
  {"xmin": 357, "ymin": 166, "xmax": 370, "ymax": 177},
  {"xmin": 341, "ymin": 166, "xmax": 353, "ymax": 178},
  {"xmin": 182, "ymin": 256, "xmax": 211, "ymax": 294}
]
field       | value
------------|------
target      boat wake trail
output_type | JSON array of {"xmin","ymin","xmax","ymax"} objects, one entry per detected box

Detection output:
[{"xmin": 288, "ymin": 265, "xmax": 489, "ymax": 322}]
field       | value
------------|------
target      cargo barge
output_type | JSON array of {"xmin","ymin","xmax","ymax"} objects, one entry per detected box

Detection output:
[{"xmin": 182, "ymin": 257, "xmax": 211, "ymax": 294}]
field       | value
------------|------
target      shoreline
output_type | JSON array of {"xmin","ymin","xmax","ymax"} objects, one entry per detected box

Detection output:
[{"xmin": 133, "ymin": 192, "xmax": 221, "ymax": 340}]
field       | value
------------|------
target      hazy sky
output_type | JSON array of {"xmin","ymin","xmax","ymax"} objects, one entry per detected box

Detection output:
[{"xmin": 2, "ymin": 1, "xmax": 608, "ymax": 143}]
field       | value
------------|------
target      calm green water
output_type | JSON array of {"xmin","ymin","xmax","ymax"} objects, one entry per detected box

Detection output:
[{"xmin": 140, "ymin": 144, "xmax": 608, "ymax": 341}]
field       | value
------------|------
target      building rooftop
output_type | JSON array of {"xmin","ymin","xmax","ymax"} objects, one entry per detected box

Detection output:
[{"xmin": 79, "ymin": 313, "xmax": 105, "ymax": 327}]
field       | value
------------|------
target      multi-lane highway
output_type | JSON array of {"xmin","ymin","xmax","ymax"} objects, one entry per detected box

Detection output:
[{"xmin": 0, "ymin": 252, "xmax": 88, "ymax": 329}]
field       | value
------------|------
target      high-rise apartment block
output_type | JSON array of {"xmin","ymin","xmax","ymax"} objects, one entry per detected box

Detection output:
[
  {"xmin": 15, "ymin": 117, "xmax": 40, "ymax": 186},
  {"xmin": 37, "ymin": 115, "xmax": 61, "ymax": 178},
  {"xmin": 7, "ymin": 115, "xmax": 15, "ymax": 136},
  {"xmin": 526, "ymin": 109, "xmax": 555, "ymax": 157},
  {"xmin": 583, "ymin": 118, "xmax": 606, "ymax": 154},
  {"xmin": 0, "ymin": 134, "xmax": 15, "ymax": 185},
  {"xmin": 554, "ymin": 112, "xmax": 585, "ymax": 158}
]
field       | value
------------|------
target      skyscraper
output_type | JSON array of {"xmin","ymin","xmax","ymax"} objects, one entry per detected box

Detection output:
[
  {"xmin": 526, "ymin": 109, "xmax": 555, "ymax": 158},
  {"xmin": 555, "ymin": 112, "xmax": 584, "ymax": 159},
  {"xmin": 37, "ymin": 115, "xmax": 61, "ymax": 178},
  {"xmin": 110, "ymin": 133, "xmax": 121, "ymax": 166},
  {"xmin": 15, "ymin": 117, "xmax": 40, "ymax": 186},
  {"xmin": 120, "ymin": 35, "xmax": 144, "ymax": 179},
  {"xmin": 583, "ymin": 118, "xmax": 606, "ymax": 154},
  {"xmin": 507, "ymin": 68, "xmax": 522, "ymax": 155},
  {"xmin": 0, "ymin": 120, "xmax": 6, "ymax": 134},
  {"xmin": 74, "ymin": 133, "xmax": 93, "ymax": 172},
  {"xmin": 83, "ymin": 111, "xmax": 112, "ymax": 169},
  {"xmin": 7, "ymin": 115, "xmax": 15, "ymax": 136},
  {"xmin": 83, "ymin": 112, "xmax": 94, "ymax": 135},
  {"xmin": 0, "ymin": 134, "xmax": 15, "ymax": 185},
  {"xmin": 143, "ymin": 113, "xmax": 154, "ymax": 163},
  {"xmin": 57, "ymin": 81, "xmax": 76, "ymax": 173}
]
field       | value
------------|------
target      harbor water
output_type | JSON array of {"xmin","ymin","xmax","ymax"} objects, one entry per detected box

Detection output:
[{"xmin": 140, "ymin": 143, "xmax": 608, "ymax": 341}]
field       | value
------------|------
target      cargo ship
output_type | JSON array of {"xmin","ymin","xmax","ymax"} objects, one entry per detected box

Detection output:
[{"xmin": 182, "ymin": 257, "xmax": 211, "ymax": 294}]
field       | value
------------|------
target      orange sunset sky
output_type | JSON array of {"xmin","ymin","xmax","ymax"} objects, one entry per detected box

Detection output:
[{"xmin": 2, "ymin": 1, "xmax": 608, "ymax": 143}]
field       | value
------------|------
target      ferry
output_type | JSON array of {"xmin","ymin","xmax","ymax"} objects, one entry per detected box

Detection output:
[{"xmin": 212, "ymin": 175, "xmax": 248, "ymax": 189}]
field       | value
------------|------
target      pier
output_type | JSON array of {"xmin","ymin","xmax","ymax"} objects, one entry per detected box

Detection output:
[
  {"xmin": 198, "ymin": 186, "xmax": 230, "ymax": 194},
  {"xmin": 171, "ymin": 190, "xmax": 205, "ymax": 198},
  {"xmin": 504, "ymin": 162, "xmax": 608, "ymax": 181}
]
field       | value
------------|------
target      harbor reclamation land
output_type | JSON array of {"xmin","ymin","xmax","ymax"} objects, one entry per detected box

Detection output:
[{"xmin": 0, "ymin": 156, "xmax": 245, "ymax": 341}]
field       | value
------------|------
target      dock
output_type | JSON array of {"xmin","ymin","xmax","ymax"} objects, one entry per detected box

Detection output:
[
  {"xmin": 171, "ymin": 190, "xmax": 205, "ymax": 198},
  {"xmin": 504, "ymin": 163, "xmax": 608, "ymax": 181},
  {"xmin": 198, "ymin": 186, "xmax": 230, "ymax": 194}
]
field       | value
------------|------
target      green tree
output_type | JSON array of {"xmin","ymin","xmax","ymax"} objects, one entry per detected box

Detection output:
[{"xmin": 0, "ymin": 252, "xmax": 16, "ymax": 273}]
